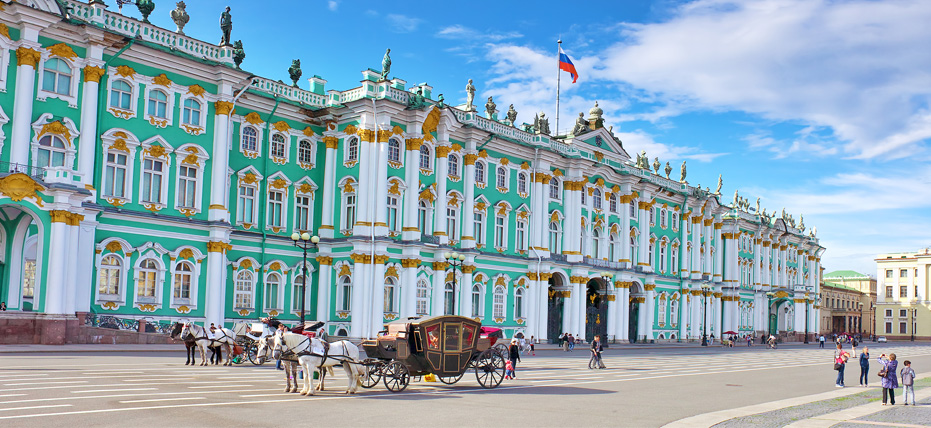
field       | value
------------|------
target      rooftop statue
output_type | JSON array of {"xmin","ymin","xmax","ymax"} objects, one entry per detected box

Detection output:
[
  {"xmin": 664, "ymin": 161, "xmax": 672, "ymax": 179},
  {"xmin": 381, "ymin": 48, "xmax": 391, "ymax": 81},
  {"xmin": 232, "ymin": 40, "xmax": 245, "ymax": 69},
  {"xmin": 436, "ymin": 94, "xmax": 446, "ymax": 108},
  {"xmin": 219, "ymin": 6, "xmax": 233, "ymax": 47},
  {"xmin": 465, "ymin": 79, "xmax": 476, "ymax": 112},
  {"xmin": 755, "ymin": 197, "xmax": 760, "ymax": 213},
  {"xmin": 170, "ymin": 1, "xmax": 189, "ymax": 35},
  {"xmin": 733, "ymin": 189, "xmax": 739, "ymax": 206},
  {"xmin": 407, "ymin": 88, "xmax": 426, "ymax": 110},
  {"xmin": 485, "ymin": 96, "xmax": 497, "ymax": 118},
  {"xmin": 572, "ymin": 112, "xmax": 589, "ymax": 135},
  {"xmin": 680, "ymin": 161, "xmax": 687, "ymax": 182},
  {"xmin": 506, "ymin": 104, "xmax": 517, "ymax": 124},
  {"xmin": 652, "ymin": 157, "xmax": 660, "ymax": 175},
  {"xmin": 137, "ymin": 0, "xmax": 155, "ymax": 24},
  {"xmin": 534, "ymin": 112, "xmax": 550, "ymax": 134},
  {"xmin": 289, "ymin": 59, "xmax": 302, "ymax": 87},
  {"xmin": 715, "ymin": 175, "xmax": 723, "ymax": 195}
]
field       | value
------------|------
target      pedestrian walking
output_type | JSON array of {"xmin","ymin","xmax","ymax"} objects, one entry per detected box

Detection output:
[
  {"xmin": 561, "ymin": 332, "xmax": 570, "ymax": 352},
  {"xmin": 0, "ymin": 301, "xmax": 6, "ymax": 311},
  {"xmin": 529, "ymin": 335, "xmax": 536, "ymax": 356},
  {"xmin": 507, "ymin": 339, "xmax": 521, "ymax": 379},
  {"xmin": 747, "ymin": 335, "xmax": 752, "ymax": 347},
  {"xmin": 504, "ymin": 359, "xmax": 515, "ymax": 380},
  {"xmin": 589, "ymin": 335, "xmax": 606, "ymax": 369},
  {"xmin": 567, "ymin": 334, "xmax": 575, "ymax": 352},
  {"xmin": 901, "ymin": 360, "xmax": 916, "ymax": 405},
  {"xmin": 878, "ymin": 353, "xmax": 898, "ymax": 405},
  {"xmin": 819, "ymin": 335, "xmax": 825, "ymax": 348},
  {"xmin": 833, "ymin": 343, "xmax": 850, "ymax": 388},
  {"xmin": 858, "ymin": 346, "xmax": 870, "ymax": 387}
]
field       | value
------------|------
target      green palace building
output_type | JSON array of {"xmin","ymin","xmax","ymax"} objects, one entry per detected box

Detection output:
[{"xmin": 0, "ymin": 0, "xmax": 825, "ymax": 344}]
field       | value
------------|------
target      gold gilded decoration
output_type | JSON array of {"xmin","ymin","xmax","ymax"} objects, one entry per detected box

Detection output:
[
  {"xmin": 377, "ymin": 129, "xmax": 392, "ymax": 142},
  {"xmin": 152, "ymin": 73, "xmax": 172, "ymax": 87},
  {"xmin": 268, "ymin": 310, "xmax": 280, "ymax": 317},
  {"xmin": 298, "ymin": 183, "xmax": 315, "ymax": 194},
  {"xmin": 401, "ymin": 258, "xmax": 421, "ymax": 268},
  {"xmin": 143, "ymin": 203, "xmax": 162, "ymax": 213},
  {"xmin": 270, "ymin": 178, "xmax": 288, "ymax": 189},
  {"xmin": 215, "ymin": 101, "xmax": 234, "ymax": 116},
  {"xmin": 0, "ymin": 23, "xmax": 9, "ymax": 40},
  {"xmin": 241, "ymin": 172, "xmax": 259, "ymax": 184},
  {"xmin": 388, "ymin": 181, "xmax": 400, "ymax": 195},
  {"xmin": 342, "ymin": 124, "xmax": 358, "ymax": 135},
  {"xmin": 0, "ymin": 173, "xmax": 45, "ymax": 207},
  {"xmin": 109, "ymin": 108, "xmax": 133, "ymax": 119},
  {"xmin": 105, "ymin": 197, "xmax": 125, "ymax": 207},
  {"xmin": 47, "ymin": 43, "xmax": 78, "ymax": 60},
  {"xmin": 239, "ymin": 259, "xmax": 254, "ymax": 269},
  {"xmin": 435, "ymin": 145, "xmax": 450, "ymax": 158},
  {"xmin": 182, "ymin": 152, "xmax": 200, "ymax": 166},
  {"xmin": 145, "ymin": 144, "xmax": 168, "ymax": 159},
  {"xmin": 316, "ymin": 256, "xmax": 334, "ymax": 265},
  {"xmin": 15, "ymin": 47, "xmax": 42, "ymax": 68},
  {"xmin": 174, "ymin": 305, "xmax": 191, "ymax": 314},
  {"xmin": 392, "ymin": 125, "xmax": 405, "ymax": 135},
  {"xmin": 338, "ymin": 264, "xmax": 352, "ymax": 277},
  {"xmin": 187, "ymin": 84, "xmax": 206, "ymax": 97},
  {"xmin": 405, "ymin": 138, "xmax": 422, "ymax": 150},
  {"xmin": 115, "ymin": 65, "xmax": 136, "ymax": 79},
  {"xmin": 137, "ymin": 304, "xmax": 157, "ymax": 312},
  {"xmin": 385, "ymin": 266, "xmax": 399, "ymax": 279},
  {"xmin": 178, "ymin": 208, "xmax": 196, "ymax": 217},
  {"xmin": 39, "ymin": 121, "xmax": 72, "ymax": 142},
  {"xmin": 181, "ymin": 124, "xmax": 204, "ymax": 135},
  {"xmin": 207, "ymin": 241, "xmax": 233, "ymax": 253},
  {"xmin": 101, "ymin": 301, "xmax": 119, "ymax": 310},
  {"xmin": 273, "ymin": 121, "xmax": 290, "ymax": 133},
  {"xmin": 83, "ymin": 65, "xmax": 105, "ymax": 83},
  {"xmin": 495, "ymin": 276, "xmax": 506, "ymax": 286},
  {"xmin": 149, "ymin": 116, "xmax": 169, "ymax": 128},
  {"xmin": 324, "ymin": 136, "xmax": 339, "ymax": 149},
  {"xmin": 269, "ymin": 262, "xmax": 281, "ymax": 271},
  {"xmin": 237, "ymin": 309, "xmax": 251, "ymax": 316},
  {"xmin": 302, "ymin": 127, "xmax": 315, "ymax": 137},
  {"xmin": 244, "ymin": 112, "xmax": 263, "ymax": 125},
  {"xmin": 357, "ymin": 129, "xmax": 375, "ymax": 142},
  {"xmin": 49, "ymin": 210, "xmax": 69, "ymax": 224},
  {"xmin": 105, "ymin": 241, "xmax": 123, "ymax": 253},
  {"xmin": 178, "ymin": 248, "xmax": 195, "ymax": 259},
  {"xmin": 422, "ymin": 107, "xmax": 441, "ymax": 141},
  {"xmin": 500, "ymin": 157, "xmax": 510, "ymax": 165},
  {"xmin": 342, "ymin": 180, "xmax": 356, "ymax": 193},
  {"xmin": 464, "ymin": 153, "xmax": 477, "ymax": 165}
]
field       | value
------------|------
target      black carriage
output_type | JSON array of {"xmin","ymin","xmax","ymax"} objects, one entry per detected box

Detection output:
[{"xmin": 359, "ymin": 315, "xmax": 507, "ymax": 392}]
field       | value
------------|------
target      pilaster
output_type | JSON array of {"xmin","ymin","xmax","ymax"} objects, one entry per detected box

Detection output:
[{"xmin": 319, "ymin": 135, "xmax": 339, "ymax": 238}]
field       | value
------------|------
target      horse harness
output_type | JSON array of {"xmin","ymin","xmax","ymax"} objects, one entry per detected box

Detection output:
[
  {"xmin": 280, "ymin": 337, "xmax": 352, "ymax": 370},
  {"xmin": 189, "ymin": 325, "xmax": 232, "ymax": 347}
]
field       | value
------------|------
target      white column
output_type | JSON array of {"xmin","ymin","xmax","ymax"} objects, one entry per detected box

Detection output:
[
  {"xmin": 319, "ymin": 137, "xmax": 339, "ymax": 238},
  {"xmin": 209, "ymin": 98, "xmax": 233, "ymax": 222},
  {"xmin": 432, "ymin": 261, "xmax": 446, "ymax": 315},
  {"xmin": 373, "ymin": 132, "xmax": 389, "ymax": 237},
  {"xmin": 566, "ymin": 178, "xmax": 583, "ymax": 259},
  {"xmin": 10, "ymin": 46, "xmax": 40, "ymax": 167},
  {"xmin": 433, "ymin": 146, "xmax": 449, "ymax": 244},
  {"xmin": 691, "ymin": 291, "xmax": 701, "ymax": 339},
  {"xmin": 350, "ymin": 259, "xmax": 367, "ymax": 339},
  {"xmin": 637, "ymin": 298, "xmax": 647, "ymax": 342},
  {"xmin": 399, "ymin": 260, "xmax": 417, "ymax": 319},
  {"xmin": 316, "ymin": 258, "xmax": 332, "ymax": 322},
  {"xmin": 64, "ymin": 219, "xmax": 81, "ymax": 314},
  {"xmin": 638, "ymin": 201, "xmax": 651, "ymax": 271},
  {"xmin": 73, "ymin": 217, "xmax": 98, "ymax": 313},
  {"xmin": 620, "ymin": 187, "xmax": 632, "ymax": 268},
  {"xmin": 713, "ymin": 222, "xmax": 723, "ymax": 283},
  {"xmin": 354, "ymin": 127, "xmax": 374, "ymax": 237},
  {"xmin": 680, "ymin": 211, "xmax": 690, "ymax": 278},
  {"xmin": 77, "ymin": 50, "xmax": 103, "ymax": 185},
  {"xmin": 371, "ymin": 261, "xmax": 386, "ymax": 337},
  {"xmin": 402, "ymin": 138, "xmax": 421, "ymax": 240},
  {"xmin": 461, "ymin": 155, "xmax": 476, "ymax": 249},
  {"xmin": 607, "ymin": 289, "xmax": 617, "ymax": 342},
  {"xmin": 203, "ymin": 243, "xmax": 228, "ymax": 326},
  {"xmin": 562, "ymin": 284, "xmax": 574, "ymax": 335},
  {"xmin": 460, "ymin": 266, "xmax": 474, "ymax": 317},
  {"xmin": 43, "ymin": 216, "xmax": 71, "ymax": 315},
  {"xmin": 644, "ymin": 285, "xmax": 655, "ymax": 341},
  {"xmin": 619, "ymin": 285, "xmax": 629, "ymax": 343},
  {"xmin": 691, "ymin": 218, "xmax": 702, "ymax": 281},
  {"xmin": 678, "ymin": 285, "xmax": 688, "ymax": 340},
  {"xmin": 714, "ymin": 294, "xmax": 723, "ymax": 338},
  {"xmin": 529, "ymin": 171, "xmax": 545, "ymax": 252}
]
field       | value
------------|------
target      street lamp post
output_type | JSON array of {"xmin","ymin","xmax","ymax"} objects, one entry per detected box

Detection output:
[
  {"xmin": 912, "ymin": 307, "xmax": 917, "ymax": 342},
  {"xmin": 443, "ymin": 251, "xmax": 466, "ymax": 315},
  {"xmin": 290, "ymin": 231, "xmax": 320, "ymax": 327},
  {"xmin": 766, "ymin": 292, "xmax": 775, "ymax": 339},
  {"xmin": 701, "ymin": 285, "xmax": 710, "ymax": 346},
  {"xmin": 600, "ymin": 272, "xmax": 612, "ymax": 342},
  {"xmin": 804, "ymin": 286, "xmax": 813, "ymax": 344}
]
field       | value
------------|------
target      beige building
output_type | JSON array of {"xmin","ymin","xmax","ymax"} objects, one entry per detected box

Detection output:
[
  {"xmin": 875, "ymin": 250, "xmax": 930, "ymax": 341},
  {"xmin": 822, "ymin": 270, "xmax": 877, "ymax": 337}
]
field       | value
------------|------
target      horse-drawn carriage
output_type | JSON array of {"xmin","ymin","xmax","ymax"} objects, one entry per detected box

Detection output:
[{"xmin": 359, "ymin": 315, "xmax": 506, "ymax": 392}]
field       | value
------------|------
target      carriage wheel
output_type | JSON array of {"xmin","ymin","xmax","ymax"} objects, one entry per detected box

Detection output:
[
  {"xmin": 492, "ymin": 343, "xmax": 509, "ymax": 359},
  {"xmin": 360, "ymin": 361, "xmax": 385, "ymax": 389},
  {"xmin": 382, "ymin": 361, "xmax": 409, "ymax": 393},
  {"xmin": 437, "ymin": 372, "xmax": 465, "ymax": 385},
  {"xmin": 474, "ymin": 349, "xmax": 505, "ymax": 389},
  {"xmin": 247, "ymin": 344, "xmax": 263, "ymax": 365}
]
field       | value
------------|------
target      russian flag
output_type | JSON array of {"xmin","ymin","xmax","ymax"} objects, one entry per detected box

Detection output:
[{"xmin": 558, "ymin": 46, "xmax": 578, "ymax": 83}]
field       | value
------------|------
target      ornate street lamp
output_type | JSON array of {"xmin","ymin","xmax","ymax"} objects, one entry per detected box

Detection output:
[
  {"xmin": 444, "ymin": 251, "xmax": 466, "ymax": 315},
  {"xmin": 804, "ymin": 286, "xmax": 812, "ymax": 344},
  {"xmin": 701, "ymin": 284, "xmax": 711, "ymax": 346},
  {"xmin": 290, "ymin": 231, "xmax": 319, "ymax": 327}
]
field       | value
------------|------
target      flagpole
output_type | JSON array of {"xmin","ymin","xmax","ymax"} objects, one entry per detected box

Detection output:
[{"xmin": 556, "ymin": 39, "xmax": 562, "ymax": 136}]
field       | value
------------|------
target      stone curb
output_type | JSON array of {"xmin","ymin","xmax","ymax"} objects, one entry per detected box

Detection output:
[
  {"xmin": 785, "ymin": 383, "xmax": 931, "ymax": 427},
  {"xmin": 663, "ymin": 372, "xmax": 931, "ymax": 428}
]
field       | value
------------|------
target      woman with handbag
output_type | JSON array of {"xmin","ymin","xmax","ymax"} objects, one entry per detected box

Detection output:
[
  {"xmin": 834, "ymin": 343, "xmax": 850, "ymax": 387},
  {"xmin": 878, "ymin": 353, "xmax": 898, "ymax": 405}
]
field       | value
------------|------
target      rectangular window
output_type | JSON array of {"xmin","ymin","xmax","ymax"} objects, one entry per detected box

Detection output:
[
  {"xmin": 885, "ymin": 309, "xmax": 892, "ymax": 317},
  {"xmin": 268, "ymin": 190, "xmax": 284, "ymax": 228},
  {"xmin": 137, "ymin": 271, "xmax": 156, "ymax": 298},
  {"xmin": 295, "ymin": 195, "xmax": 311, "ymax": 231},
  {"xmin": 900, "ymin": 269, "xmax": 908, "ymax": 277},
  {"xmin": 516, "ymin": 220, "xmax": 527, "ymax": 251},
  {"xmin": 494, "ymin": 216, "xmax": 505, "ymax": 248},
  {"xmin": 885, "ymin": 322, "xmax": 892, "ymax": 334},
  {"xmin": 474, "ymin": 213, "xmax": 484, "ymax": 244},
  {"xmin": 900, "ymin": 309, "xmax": 907, "ymax": 318},
  {"xmin": 238, "ymin": 185, "xmax": 255, "ymax": 224},
  {"xmin": 344, "ymin": 195, "xmax": 356, "ymax": 230},
  {"xmin": 104, "ymin": 152, "xmax": 127, "ymax": 198},
  {"xmin": 178, "ymin": 165, "xmax": 197, "ymax": 208},
  {"xmin": 650, "ymin": 208, "xmax": 655, "ymax": 225},
  {"xmin": 900, "ymin": 322, "xmax": 907, "ymax": 334},
  {"xmin": 447, "ymin": 208, "xmax": 458, "ymax": 240},
  {"xmin": 387, "ymin": 196, "xmax": 399, "ymax": 232},
  {"xmin": 142, "ymin": 158, "xmax": 164, "ymax": 204},
  {"xmin": 885, "ymin": 269, "xmax": 893, "ymax": 278},
  {"xmin": 900, "ymin": 286, "xmax": 908, "ymax": 298}
]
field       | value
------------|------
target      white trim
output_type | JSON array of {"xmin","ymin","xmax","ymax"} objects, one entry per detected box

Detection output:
[
  {"xmin": 94, "ymin": 252, "xmax": 129, "ymax": 306},
  {"xmin": 105, "ymin": 76, "xmax": 140, "ymax": 120},
  {"xmin": 36, "ymin": 54, "xmax": 84, "ymax": 107},
  {"xmin": 130, "ymin": 250, "xmax": 167, "ymax": 310}
]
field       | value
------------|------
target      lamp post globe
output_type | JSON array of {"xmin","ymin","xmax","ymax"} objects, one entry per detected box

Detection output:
[{"xmin": 290, "ymin": 232, "xmax": 300, "ymax": 241}]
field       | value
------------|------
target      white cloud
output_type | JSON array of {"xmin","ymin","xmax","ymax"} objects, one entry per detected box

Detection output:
[
  {"xmin": 327, "ymin": 1, "xmax": 338, "ymax": 12},
  {"xmin": 436, "ymin": 25, "xmax": 522, "ymax": 41},
  {"xmin": 595, "ymin": 0, "xmax": 931, "ymax": 160},
  {"xmin": 386, "ymin": 14, "xmax": 421, "ymax": 33}
]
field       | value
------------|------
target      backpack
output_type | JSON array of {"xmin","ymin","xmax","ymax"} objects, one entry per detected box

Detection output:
[{"xmin": 902, "ymin": 368, "xmax": 915, "ymax": 386}]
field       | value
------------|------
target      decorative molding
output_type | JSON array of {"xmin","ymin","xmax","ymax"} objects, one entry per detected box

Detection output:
[
  {"xmin": 215, "ymin": 101, "xmax": 234, "ymax": 116},
  {"xmin": 83, "ymin": 65, "xmax": 105, "ymax": 83},
  {"xmin": 15, "ymin": 47, "xmax": 41, "ymax": 68},
  {"xmin": 0, "ymin": 173, "xmax": 45, "ymax": 207}
]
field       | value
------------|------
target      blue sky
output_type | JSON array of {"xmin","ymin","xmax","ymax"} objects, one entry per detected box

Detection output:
[{"xmin": 127, "ymin": 0, "xmax": 931, "ymax": 275}]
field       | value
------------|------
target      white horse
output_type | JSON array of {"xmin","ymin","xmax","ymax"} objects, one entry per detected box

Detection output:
[
  {"xmin": 256, "ymin": 335, "xmax": 337, "ymax": 393},
  {"xmin": 180, "ymin": 322, "xmax": 236, "ymax": 366},
  {"xmin": 271, "ymin": 331, "xmax": 363, "ymax": 395}
]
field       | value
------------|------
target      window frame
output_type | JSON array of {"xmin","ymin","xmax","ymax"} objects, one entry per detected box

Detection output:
[
  {"xmin": 492, "ymin": 285, "xmax": 506, "ymax": 319},
  {"xmin": 264, "ymin": 272, "xmax": 283, "ymax": 312},
  {"xmin": 239, "ymin": 125, "xmax": 261, "ymax": 157},
  {"xmin": 96, "ymin": 254, "xmax": 125, "ymax": 303},
  {"xmin": 416, "ymin": 278, "xmax": 431, "ymax": 316},
  {"xmin": 298, "ymin": 139, "xmax": 315, "ymax": 167},
  {"xmin": 234, "ymin": 269, "xmax": 256, "ymax": 310},
  {"xmin": 109, "ymin": 79, "xmax": 134, "ymax": 111},
  {"xmin": 181, "ymin": 98, "xmax": 203, "ymax": 128},
  {"xmin": 140, "ymin": 154, "xmax": 168, "ymax": 207}
]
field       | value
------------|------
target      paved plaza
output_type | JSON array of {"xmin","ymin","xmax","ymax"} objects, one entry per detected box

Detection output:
[{"xmin": 1, "ymin": 343, "xmax": 929, "ymax": 427}]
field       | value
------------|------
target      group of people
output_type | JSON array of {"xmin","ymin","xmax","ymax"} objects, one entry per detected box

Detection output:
[
  {"xmin": 832, "ymin": 344, "xmax": 916, "ymax": 406},
  {"xmin": 504, "ymin": 335, "xmax": 537, "ymax": 380},
  {"xmin": 558, "ymin": 332, "xmax": 581, "ymax": 351}
]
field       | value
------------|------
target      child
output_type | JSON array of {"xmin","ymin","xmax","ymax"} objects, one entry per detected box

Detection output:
[
  {"xmin": 901, "ymin": 360, "xmax": 916, "ymax": 405},
  {"xmin": 504, "ymin": 359, "xmax": 515, "ymax": 380}
]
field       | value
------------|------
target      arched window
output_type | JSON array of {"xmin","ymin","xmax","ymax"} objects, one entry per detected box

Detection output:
[
  {"xmin": 234, "ymin": 270, "xmax": 253, "ymax": 309},
  {"xmin": 631, "ymin": 235, "xmax": 639, "ymax": 265},
  {"xmin": 388, "ymin": 139, "xmax": 401, "ymax": 163},
  {"xmin": 471, "ymin": 284, "xmax": 482, "ymax": 317},
  {"xmin": 492, "ymin": 286, "xmax": 506, "ymax": 318},
  {"xmin": 384, "ymin": 277, "xmax": 397, "ymax": 313},
  {"xmin": 136, "ymin": 259, "xmax": 158, "ymax": 299},
  {"xmin": 448, "ymin": 154, "xmax": 459, "ymax": 177},
  {"xmin": 517, "ymin": 172, "xmax": 528, "ymax": 194},
  {"xmin": 110, "ymin": 80, "xmax": 132, "ymax": 110},
  {"xmin": 416, "ymin": 278, "xmax": 430, "ymax": 315},
  {"xmin": 549, "ymin": 221, "xmax": 561, "ymax": 252},
  {"xmin": 346, "ymin": 137, "xmax": 359, "ymax": 163},
  {"xmin": 672, "ymin": 213, "xmax": 679, "ymax": 230},
  {"xmin": 609, "ymin": 193, "xmax": 618, "ymax": 212},
  {"xmin": 173, "ymin": 261, "xmax": 193, "ymax": 300},
  {"xmin": 265, "ymin": 273, "xmax": 281, "ymax": 311},
  {"xmin": 339, "ymin": 276, "xmax": 352, "ymax": 311},
  {"xmin": 475, "ymin": 161, "xmax": 485, "ymax": 184},
  {"xmin": 271, "ymin": 134, "xmax": 286, "ymax": 158},
  {"xmin": 549, "ymin": 178, "xmax": 560, "ymax": 199},
  {"xmin": 658, "ymin": 294, "xmax": 667, "ymax": 327},
  {"xmin": 648, "ymin": 241, "xmax": 655, "ymax": 269},
  {"xmin": 609, "ymin": 232, "xmax": 618, "ymax": 261},
  {"xmin": 98, "ymin": 255, "xmax": 122, "ymax": 296},
  {"xmin": 515, "ymin": 288, "xmax": 525, "ymax": 318},
  {"xmin": 672, "ymin": 246, "xmax": 679, "ymax": 273},
  {"xmin": 592, "ymin": 228, "xmax": 601, "ymax": 259},
  {"xmin": 444, "ymin": 282, "xmax": 455, "ymax": 315},
  {"xmin": 42, "ymin": 58, "xmax": 72, "ymax": 95},
  {"xmin": 660, "ymin": 208, "xmax": 668, "ymax": 228},
  {"xmin": 593, "ymin": 189, "xmax": 603, "ymax": 210},
  {"xmin": 419, "ymin": 145, "xmax": 431, "ymax": 169},
  {"xmin": 37, "ymin": 135, "xmax": 67, "ymax": 168},
  {"xmin": 495, "ymin": 166, "xmax": 507, "ymax": 188},
  {"xmin": 659, "ymin": 242, "xmax": 668, "ymax": 273},
  {"xmin": 630, "ymin": 199, "xmax": 637, "ymax": 216},
  {"xmin": 298, "ymin": 140, "xmax": 313, "ymax": 164},
  {"xmin": 418, "ymin": 200, "xmax": 430, "ymax": 232},
  {"xmin": 241, "ymin": 126, "xmax": 258, "ymax": 152},
  {"xmin": 148, "ymin": 89, "xmax": 168, "ymax": 118},
  {"xmin": 182, "ymin": 99, "xmax": 202, "ymax": 126}
]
